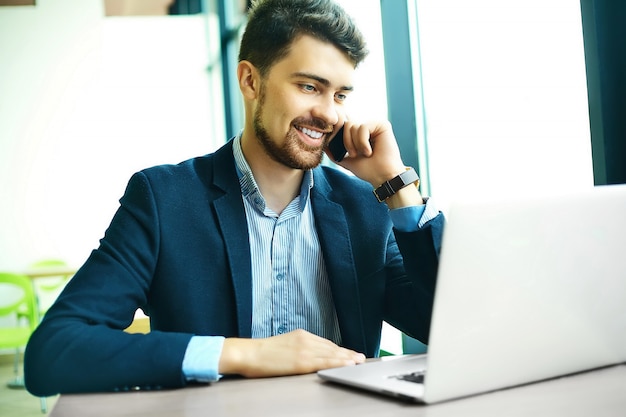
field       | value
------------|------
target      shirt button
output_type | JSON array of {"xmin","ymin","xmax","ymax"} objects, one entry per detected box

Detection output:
[
  {"xmin": 277, "ymin": 326, "xmax": 286, "ymax": 334},
  {"xmin": 276, "ymin": 273, "xmax": 284, "ymax": 281}
]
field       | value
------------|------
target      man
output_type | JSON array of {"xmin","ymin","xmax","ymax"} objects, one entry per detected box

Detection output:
[{"xmin": 24, "ymin": 0, "xmax": 444, "ymax": 396}]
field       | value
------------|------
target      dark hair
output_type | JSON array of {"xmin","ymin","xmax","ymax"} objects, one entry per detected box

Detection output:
[{"xmin": 239, "ymin": 0, "xmax": 369, "ymax": 77}]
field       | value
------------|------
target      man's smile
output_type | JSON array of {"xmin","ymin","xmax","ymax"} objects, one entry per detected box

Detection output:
[
  {"xmin": 294, "ymin": 125, "xmax": 331, "ymax": 148},
  {"xmin": 297, "ymin": 126, "xmax": 324, "ymax": 139}
]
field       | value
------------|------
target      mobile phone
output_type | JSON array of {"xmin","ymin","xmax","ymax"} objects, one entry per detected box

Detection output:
[{"xmin": 327, "ymin": 126, "xmax": 347, "ymax": 162}]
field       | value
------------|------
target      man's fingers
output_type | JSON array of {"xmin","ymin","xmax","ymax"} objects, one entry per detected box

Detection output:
[{"xmin": 220, "ymin": 330, "xmax": 366, "ymax": 378}]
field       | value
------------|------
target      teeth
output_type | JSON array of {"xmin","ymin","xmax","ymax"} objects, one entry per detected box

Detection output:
[{"xmin": 300, "ymin": 127, "xmax": 323, "ymax": 139}]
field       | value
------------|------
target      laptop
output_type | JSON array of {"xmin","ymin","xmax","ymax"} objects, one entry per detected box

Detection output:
[{"xmin": 318, "ymin": 184, "xmax": 626, "ymax": 404}]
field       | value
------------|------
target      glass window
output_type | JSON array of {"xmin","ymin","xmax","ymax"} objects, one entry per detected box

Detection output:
[{"xmin": 412, "ymin": 0, "xmax": 594, "ymax": 211}]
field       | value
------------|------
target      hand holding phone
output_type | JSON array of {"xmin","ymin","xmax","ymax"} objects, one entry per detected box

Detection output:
[{"xmin": 327, "ymin": 126, "xmax": 347, "ymax": 162}]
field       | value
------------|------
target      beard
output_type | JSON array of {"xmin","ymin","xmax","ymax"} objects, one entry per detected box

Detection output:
[{"xmin": 253, "ymin": 84, "xmax": 331, "ymax": 170}]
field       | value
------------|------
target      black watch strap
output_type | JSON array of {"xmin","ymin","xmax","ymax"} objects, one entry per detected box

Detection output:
[{"xmin": 372, "ymin": 167, "xmax": 420, "ymax": 202}]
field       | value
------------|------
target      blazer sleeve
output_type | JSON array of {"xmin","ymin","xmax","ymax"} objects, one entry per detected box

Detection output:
[
  {"xmin": 24, "ymin": 172, "xmax": 194, "ymax": 397},
  {"xmin": 383, "ymin": 213, "xmax": 445, "ymax": 344}
]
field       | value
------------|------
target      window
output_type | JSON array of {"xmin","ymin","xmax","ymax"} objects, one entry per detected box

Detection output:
[{"xmin": 410, "ymin": 0, "xmax": 594, "ymax": 210}]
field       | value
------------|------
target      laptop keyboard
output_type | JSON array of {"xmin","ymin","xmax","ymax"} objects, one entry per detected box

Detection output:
[{"xmin": 391, "ymin": 370, "xmax": 426, "ymax": 384}]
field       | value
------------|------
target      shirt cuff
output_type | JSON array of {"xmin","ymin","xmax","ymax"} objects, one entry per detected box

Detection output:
[
  {"xmin": 182, "ymin": 336, "xmax": 225, "ymax": 383},
  {"xmin": 389, "ymin": 197, "xmax": 439, "ymax": 232}
]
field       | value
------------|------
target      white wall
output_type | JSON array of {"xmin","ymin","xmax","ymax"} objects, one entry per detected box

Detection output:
[
  {"xmin": 415, "ymin": 0, "xmax": 594, "ymax": 211},
  {"xmin": 0, "ymin": 0, "xmax": 223, "ymax": 271}
]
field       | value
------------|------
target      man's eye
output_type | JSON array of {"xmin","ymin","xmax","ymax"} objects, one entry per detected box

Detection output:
[
  {"xmin": 335, "ymin": 93, "xmax": 347, "ymax": 102},
  {"xmin": 301, "ymin": 84, "xmax": 316, "ymax": 92}
]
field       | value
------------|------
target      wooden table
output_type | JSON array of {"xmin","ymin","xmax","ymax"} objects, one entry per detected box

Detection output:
[{"xmin": 50, "ymin": 364, "xmax": 626, "ymax": 417}]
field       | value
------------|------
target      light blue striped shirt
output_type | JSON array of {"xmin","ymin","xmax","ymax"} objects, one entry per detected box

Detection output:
[
  {"xmin": 182, "ymin": 134, "xmax": 438, "ymax": 382},
  {"xmin": 237, "ymin": 149, "xmax": 342, "ymax": 344}
]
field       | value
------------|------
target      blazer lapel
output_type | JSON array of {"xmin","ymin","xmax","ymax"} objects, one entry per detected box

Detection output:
[
  {"xmin": 211, "ymin": 141, "xmax": 253, "ymax": 338},
  {"xmin": 311, "ymin": 170, "xmax": 367, "ymax": 353}
]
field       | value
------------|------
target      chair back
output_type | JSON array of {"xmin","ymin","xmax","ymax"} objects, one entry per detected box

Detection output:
[
  {"xmin": 29, "ymin": 258, "xmax": 72, "ymax": 315},
  {"xmin": 0, "ymin": 272, "xmax": 38, "ymax": 349}
]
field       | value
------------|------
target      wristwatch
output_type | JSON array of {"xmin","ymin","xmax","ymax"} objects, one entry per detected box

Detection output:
[{"xmin": 372, "ymin": 167, "xmax": 420, "ymax": 202}]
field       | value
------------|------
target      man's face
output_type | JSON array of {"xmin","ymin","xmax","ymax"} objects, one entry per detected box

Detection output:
[{"xmin": 252, "ymin": 35, "xmax": 355, "ymax": 170}]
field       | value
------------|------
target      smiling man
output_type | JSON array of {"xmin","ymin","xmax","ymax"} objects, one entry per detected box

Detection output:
[{"xmin": 25, "ymin": 0, "xmax": 445, "ymax": 396}]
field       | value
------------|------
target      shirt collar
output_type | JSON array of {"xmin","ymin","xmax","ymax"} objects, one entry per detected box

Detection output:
[{"xmin": 232, "ymin": 132, "xmax": 314, "ymax": 214}]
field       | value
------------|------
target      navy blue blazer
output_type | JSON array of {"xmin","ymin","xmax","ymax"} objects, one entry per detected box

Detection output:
[{"xmin": 25, "ymin": 140, "xmax": 444, "ymax": 396}]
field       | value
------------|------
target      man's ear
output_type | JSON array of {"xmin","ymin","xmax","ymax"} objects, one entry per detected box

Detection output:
[{"xmin": 238, "ymin": 60, "xmax": 259, "ymax": 99}]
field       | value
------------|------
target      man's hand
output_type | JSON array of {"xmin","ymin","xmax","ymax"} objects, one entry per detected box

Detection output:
[
  {"xmin": 326, "ymin": 120, "xmax": 423, "ymax": 208},
  {"xmin": 218, "ymin": 329, "xmax": 366, "ymax": 378}
]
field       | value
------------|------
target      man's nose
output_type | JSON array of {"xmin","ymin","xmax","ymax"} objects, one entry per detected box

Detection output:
[{"xmin": 311, "ymin": 94, "xmax": 340, "ymax": 127}]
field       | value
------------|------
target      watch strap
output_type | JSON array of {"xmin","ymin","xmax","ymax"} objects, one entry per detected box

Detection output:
[{"xmin": 372, "ymin": 167, "xmax": 420, "ymax": 202}]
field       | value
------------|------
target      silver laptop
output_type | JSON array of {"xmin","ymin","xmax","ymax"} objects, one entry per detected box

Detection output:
[{"xmin": 318, "ymin": 184, "xmax": 626, "ymax": 404}]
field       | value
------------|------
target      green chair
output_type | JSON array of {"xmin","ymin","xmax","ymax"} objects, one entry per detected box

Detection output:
[
  {"xmin": 29, "ymin": 258, "xmax": 72, "ymax": 317},
  {"xmin": 0, "ymin": 272, "xmax": 47, "ymax": 413},
  {"xmin": 0, "ymin": 272, "xmax": 38, "ymax": 364}
]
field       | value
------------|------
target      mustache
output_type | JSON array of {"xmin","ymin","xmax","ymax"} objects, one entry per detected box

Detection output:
[{"xmin": 292, "ymin": 117, "xmax": 334, "ymax": 133}]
